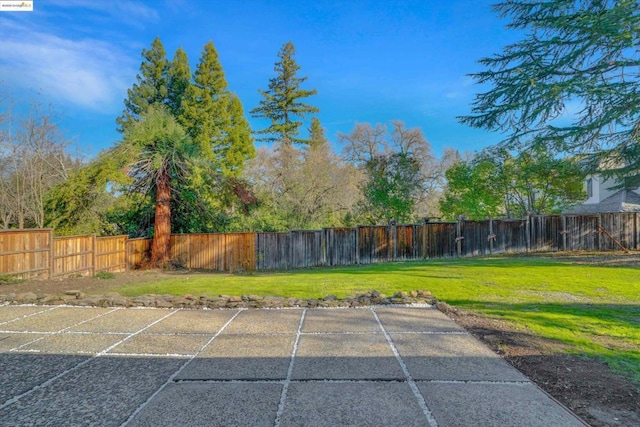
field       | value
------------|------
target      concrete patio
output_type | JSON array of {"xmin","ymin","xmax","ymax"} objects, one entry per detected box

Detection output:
[{"xmin": 0, "ymin": 305, "xmax": 586, "ymax": 426}]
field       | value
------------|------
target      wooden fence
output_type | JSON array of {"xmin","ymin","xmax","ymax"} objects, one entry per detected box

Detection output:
[{"xmin": 2, "ymin": 212, "xmax": 639, "ymax": 278}]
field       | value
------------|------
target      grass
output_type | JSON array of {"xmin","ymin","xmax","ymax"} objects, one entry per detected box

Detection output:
[{"xmin": 115, "ymin": 255, "xmax": 640, "ymax": 383}]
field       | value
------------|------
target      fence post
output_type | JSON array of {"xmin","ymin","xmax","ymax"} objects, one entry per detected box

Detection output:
[
  {"xmin": 489, "ymin": 219, "xmax": 494, "ymax": 255},
  {"xmin": 388, "ymin": 219, "xmax": 396, "ymax": 262},
  {"xmin": 525, "ymin": 214, "xmax": 531, "ymax": 253},
  {"xmin": 91, "ymin": 234, "xmax": 97, "ymax": 276},
  {"xmin": 353, "ymin": 226, "xmax": 359, "ymax": 265},
  {"xmin": 422, "ymin": 218, "xmax": 428, "ymax": 260},
  {"xmin": 456, "ymin": 216, "xmax": 463, "ymax": 257},
  {"xmin": 48, "ymin": 229, "xmax": 54, "ymax": 279},
  {"xmin": 561, "ymin": 215, "xmax": 567, "ymax": 251},
  {"xmin": 596, "ymin": 214, "xmax": 602, "ymax": 251}
]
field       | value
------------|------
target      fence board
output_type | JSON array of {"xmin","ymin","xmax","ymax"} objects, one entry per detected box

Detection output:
[
  {"xmin": 460, "ymin": 220, "xmax": 491, "ymax": 256},
  {"xmin": 257, "ymin": 233, "xmax": 290, "ymax": 270},
  {"xmin": 564, "ymin": 215, "xmax": 598, "ymax": 250},
  {"xmin": 425, "ymin": 222, "xmax": 457, "ymax": 259},
  {"xmin": 52, "ymin": 235, "xmax": 94, "ymax": 277},
  {"xmin": 530, "ymin": 215, "xmax": 562, "ymax": 252},
  {"xmin": 127, "ymin": 238, "xmax": 151, "ymax": 269},
  {"xmin": 324, "ymin": 228, "xmax": 357, "ymax": 266},
  {"xmin": 492, "ymin": 220, "xmax": 528, "ymax": 254},
  {"xmin": 599, "ymin": 213, "xmax": 636, "ymax": 251},
  {"xmin": 95, "ymin": 235, "xmax": 127, "ymax": 273},
  {"xmin": 0, "ymin": 229, "xmax": 51, "ymax": 278}
]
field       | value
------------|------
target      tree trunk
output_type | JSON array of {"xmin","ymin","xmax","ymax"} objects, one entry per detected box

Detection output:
[{"xmin": 151, "ymin": 166, "xmax": 172, "ymax": 267}]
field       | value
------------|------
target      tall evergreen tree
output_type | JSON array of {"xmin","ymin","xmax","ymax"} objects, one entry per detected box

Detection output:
[
  {"xmin": 250, "ymin": 41, "xmax": 319, "ymax": 145},
  {"xmin": 180, "ymin": 41, "xmax": 254, "ymax": 174},
  {"xmin": 459, "ymin": 0, "xmax": 640, "ymax": 176},
  {"xmin": 117, "ymin": 37, "xmax": 169, "ymax": 134},
  {"xmin": 166, "ymin": 47, "xmax": 191, "ymax": 118}
]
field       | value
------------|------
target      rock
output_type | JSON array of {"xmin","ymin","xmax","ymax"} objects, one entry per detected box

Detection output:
[
  {"xmin": 16, "ymin": 292, "xmax": 38, "ymax": 304},
  {"xmin": 247, "ymin": 294, "xmax": 262, "ymax": 302},
  {"xmin": 409, "ymin": 290, "xmax": 418, "ymax": 298},
  {"xmin": 65, "ymin": 290, "xmax": 81, "ymax": 296},
  {"xmin": 227, "ymin": 296, "xmax": 242, "ymax": 303},
  {"xmin": 155, "ymin": 299, "xmax": 174, "ymax": 309}
]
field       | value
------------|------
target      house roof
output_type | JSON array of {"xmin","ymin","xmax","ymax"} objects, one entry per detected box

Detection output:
[{"xmin": 564, "ymin": 190, "xmax": 640, "ymax": 214}]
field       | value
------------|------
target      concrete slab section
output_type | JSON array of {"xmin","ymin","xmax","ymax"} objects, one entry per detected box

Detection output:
[
  {"xmin": 0, "ymin": 356, "xmax": 184, "ymax": 426},
  {"xmin": 68, "ymin": 308, "xmax": 173, "ymax": 333},
  {"xmin": 177, "ymin": 334, "xmax": 295, "ymax": 380},
  {"xmin": 279, "ymin": 381, "xmax": 428, "ymax": 427},
  {"xmin": 18, "ymin": 333, "xmax": 124, "ymax": 354},
  {"xmin": 0, "ymin": 333, "xmax": 47, "ymax": 352},
  {"xmin": 0, "ymin": 306, "xmax": 52, "ymax": 324},
  {"xmin": 302, "ymin": 308, "xmax": 381, "ymax": 333},
  {"xmin": 391, "ymin": 333, "xmax": 528, "ymax": 381},
  {"xmin": 292, "ymin": 334, "xmax": 404, "ymax": 380},
  {"xmin": 108, "ymin": 334, "xmax": 210, "ymax": 356},
  {"xmin": 418, "ymin": 381, "xmax": 584, "ymax": 427},
  {"xmin": 143, "ymin": 310, "xmax": 237, "ymax": 334},
  {"xmin": 129, "ymin": 381, "xmax": 282, "ymax": 427},
  {"xmin": 376, "ymin": 307, "xmax": 467, "ymax": 332},
  {"xmin": 0, "ymin": 353, "xmax": 89, "ymax": 404},
  {"xmin": 222, "ymin": 309, "xmax": 302, "ymax": 334},
  {"xmin": 0, "ymin": 307, "xmax": 111, "ymax": 332}
]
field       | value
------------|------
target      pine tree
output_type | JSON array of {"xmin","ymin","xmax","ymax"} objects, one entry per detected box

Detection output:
[
  {"xmin": 180, "ymin": 41, "xmax": 254, "ymax": 174},
  {"xmin": 250, "ymin": 41, "xmax": 319, "ymax": 145},
  {"xmin": 116, "ymin": 37, "xmax": 169, "ymax": 134},
  {"xmin": 166, "ymin": 48, "xmax": 191, "ymax": 118}
]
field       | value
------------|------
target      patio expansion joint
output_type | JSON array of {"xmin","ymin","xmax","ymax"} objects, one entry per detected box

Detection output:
[
  {"xmin": 119, "ymin": 308, "xmax": 245, "ymax": 427},
  {"xmin": 372, "ymin": 307, "xmax": 439, "ymax": 427},
  {"xmin": 273, "ymin": 308, "xmax": 307, "ymax": 427},
  {"xmin": 0, "ymin": 306, "xmax": 59, "ymax": 326},
  {"xmin": 0, "ymin": 308, "xmax": 180, "ymax": 410}
]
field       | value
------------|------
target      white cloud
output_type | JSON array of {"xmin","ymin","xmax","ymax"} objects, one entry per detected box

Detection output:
[{"xmin": 0, "ymin": 18, "xmax": 135, "ymax": 112}]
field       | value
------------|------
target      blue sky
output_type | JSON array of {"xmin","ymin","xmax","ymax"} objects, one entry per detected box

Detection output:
[{"xmin": 0, "ymin": 0, "xmax": 520, "ymax": 158}]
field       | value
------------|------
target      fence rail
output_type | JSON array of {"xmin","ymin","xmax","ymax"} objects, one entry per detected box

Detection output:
[{"xmin": 2, "ymin": 212, "xmax": 639, "ymax": 279}]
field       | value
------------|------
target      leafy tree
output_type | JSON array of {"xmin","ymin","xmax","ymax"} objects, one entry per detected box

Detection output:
[
  {"xmin": 440, "ymin": 157, "xmax": 504, "ymax": 220},
  {"xmin": 460, "ymin": 0, "xmax": 640, "ymax": 175},
  {"xmin": 338, "ymin": 121, "xmax": 445, "ymax": 220},
  {"xmin": 440, "ymin": 148, "xmax": 586, "ymax": 220},
  {"xmin": 361, "ymin": 152, "xmax": 422, "ymax": 223},
  {"xmin": 241, "ymin": 124, "xmax": 362, "ymax": 231},
  {"xmin": 117, "ymin": 37, "xmax": 169, "ymax": 134},
  {"xmin": 250, "ymin": 41, "xmax": 319, "ymax": 145}
]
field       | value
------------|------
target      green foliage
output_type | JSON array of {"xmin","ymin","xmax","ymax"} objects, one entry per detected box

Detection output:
[
  {"xmin": 250, "ymin": 41, "xmax": 319, "ymax": 145},
  {"xmin": 180, "ymin": 41, "xmax": 254, "ymax": 176},
  {"xmin": 441, "ymin": 148, "xmax": 586, "ymax": 220},
  {"xmin": 361, "ymin": 152, "xmax": 422, "ymax": 223},
  {"xmin": 460, "ymin": 0, "xmax": 640, "ymax": 173},
  {"xmin": 440, "ymin": 157, "xmax": 503, "ymax": 220},
  {"xmin": 166, "ymin": 48, "xmax": 191, "ymax": 118},
  {"xmin": 117, "ymin": 37, "xmax": 169, "ymax": 134},
  {"xmin": 94, "ymin": 271, "xmax": 116, "ymax": 279}
]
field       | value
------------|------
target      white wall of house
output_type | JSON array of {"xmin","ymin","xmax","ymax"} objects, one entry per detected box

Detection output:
[{"xmin": 584, "ymin": 175, "xmax": 619, "ymax": 204}]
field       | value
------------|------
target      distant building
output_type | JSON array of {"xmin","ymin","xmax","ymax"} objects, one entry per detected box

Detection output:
[{"xmin": 564, "ymin": 171, "xmax": 640, "ymax": 214}]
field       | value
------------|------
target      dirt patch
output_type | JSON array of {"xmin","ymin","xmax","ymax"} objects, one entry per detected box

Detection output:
[
  {"xmin": 0, "ymin": 270, "xmax": 183, "ymax": 296},
  {"xmin": 448, "ymin": 309, "xmax": 640, "ymax": 427}
]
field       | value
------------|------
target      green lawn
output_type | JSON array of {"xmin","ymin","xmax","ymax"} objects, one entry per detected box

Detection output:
[{"xmin": 117, "ymin": 255, "xmax": 640, "ymax": 382}]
